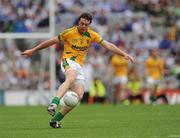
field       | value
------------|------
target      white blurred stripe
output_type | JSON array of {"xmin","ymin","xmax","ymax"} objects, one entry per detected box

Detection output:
[{"xmin": 0, "ymin": 33, "xmax": 53, "ymax": 39}]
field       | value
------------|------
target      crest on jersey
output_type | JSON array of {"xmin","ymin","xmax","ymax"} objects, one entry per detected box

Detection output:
[
  {"xmin": 72, "ymin": 39, "xmax": 78, "ymax": 43},
  {"xmin": 86, "ymin": 39, "xmax": 90, "ymax": 44},
  {"xmin": 80, "ymin": 38, "xmax": 83, "ymax": 44}
]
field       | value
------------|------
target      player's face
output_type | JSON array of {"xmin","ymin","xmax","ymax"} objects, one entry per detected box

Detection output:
[
  {"xmin": 152, "ymin": 50, "xmax": 158, "ymax": 57},
  {"xmin": 78, "ymin": 18, "xmax": 90, "ymax": 34}
]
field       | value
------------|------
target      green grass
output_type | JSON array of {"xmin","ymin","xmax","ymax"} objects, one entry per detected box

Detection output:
[{"xmin": 0, "ymin": 104, "xmax": 180, "ymax": 138}]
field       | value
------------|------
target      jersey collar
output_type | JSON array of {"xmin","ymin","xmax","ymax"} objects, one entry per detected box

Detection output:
[{"xmin": 77, "ymin": 26, "xmax": 90, "ymax": 37}]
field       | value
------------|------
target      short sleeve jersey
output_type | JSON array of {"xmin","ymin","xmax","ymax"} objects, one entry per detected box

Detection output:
[
  {"xmin": 111, "ymin": 55, "xmax": 129, "ymax": 76},
  {"xmin": 145, "ymin": 57, "xmax": 164, "ymax": 80},
  {"xmin": 58, "ymin": 26, "xmax": 103, "ymax": 66}
]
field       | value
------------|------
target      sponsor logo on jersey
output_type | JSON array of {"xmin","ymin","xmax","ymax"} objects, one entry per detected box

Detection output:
[{"xmin": 72, "ymin": 45, "xmax": 88, "ymax": 51}]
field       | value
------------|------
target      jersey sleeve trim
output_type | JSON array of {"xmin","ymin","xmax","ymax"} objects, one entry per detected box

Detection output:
[
  {"xmin": 58, "ymin": 27, "xmax": 75, "ymax": 42},
  {"xmin": 58, "ymin": 34, "xmax": 61, "ymax": 42},
  {"xmin": 98, "ymin": 39, "xmax": 103, "ymax": 44}
]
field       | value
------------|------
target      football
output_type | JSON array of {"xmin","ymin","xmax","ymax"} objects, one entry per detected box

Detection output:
[{"xmin": 63, "ymin": 90, "xmax": 79, "ymax": 107}]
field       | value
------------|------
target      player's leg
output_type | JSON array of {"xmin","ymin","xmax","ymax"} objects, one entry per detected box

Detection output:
[
  {"xmin": 120, "ymin": 76, "xmax": 128, "ymax": 103},
  {"xmin": 113, "ymin": 77, "xmax": 120, "ymax": 104},
  {"xmin": 58, "ymin": 81, "xmax": 85, "ymax": 116},
  {"xmin": 114, "ymin": 83, "xmax": 121, "ymax": 104},
  {"xmin": 150, "ymin": 80, "xmax": 158, "ymax": 103},
  {"xmin": 114, "ymin": 77, "xmax": 127, "ymax": 104},
  {"xmin": 49, "ymin": 105, "xmax": 72, "ymax": 128},
  {"xmin": 50, "ymin": 81, "xmax": 85, "ymax": 128},
  {"xmin": 146, "ymin": 77, "xmax": 156, "ymax": 103},
  {"xmin": 55, "ymin": 81, "xmax": 84, "ymax": 116},
  {"xmin": 47, "ymin": 67, "xmax": 77, "ymax": 116},
  {"xmin": 54, "ymin": 81, "xmax": 84, "ymax": 116},
  {"xmin": 119, "ymin": 82, "xmax": 127, "ymax": 102}
]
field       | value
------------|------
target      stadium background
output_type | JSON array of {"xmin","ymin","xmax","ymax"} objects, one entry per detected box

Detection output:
[
  {"xmin": 0, "ymin": 0, "xmax": 180, "ymax": 105},
  {"xmin": 0, "ymin": 0, "xmax": 180, "ymax": 138}
]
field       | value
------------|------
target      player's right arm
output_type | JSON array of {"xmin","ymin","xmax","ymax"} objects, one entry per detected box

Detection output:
[
  {"xmin": 101, "ymin": 40, "xmax": 135, "ymax": 63},
  {"xmin": 22, "ymin": 36, "xmax": 59, "ymax": 58},
  {"xmin": 91, "ymin": 30, "xmax": 135, "ymax": 63}
]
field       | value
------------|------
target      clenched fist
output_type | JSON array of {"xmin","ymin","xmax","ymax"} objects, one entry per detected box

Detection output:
[{"xmin": 22, "ymin": 49, "xmax": 35, "ymax": 58}]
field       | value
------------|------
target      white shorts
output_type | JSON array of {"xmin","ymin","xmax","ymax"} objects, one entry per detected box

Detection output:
[
  {"xmin": 61, "ymin": 59, "xmax": 85, "ymax": 82},
  {"xmin": 146, "ymin": 77, "xmax": 160, "ymax": 85},
  {"xmin": 113, "ymin": 76, "xmax": 128, "ymax": 85}
]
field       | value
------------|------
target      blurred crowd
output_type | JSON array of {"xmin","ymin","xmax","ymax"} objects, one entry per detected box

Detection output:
[
  {"xmin": 0, "ymin": 0, "xmax": 49, "ymax": 32},
  {"xmin": 0, "ymin": 0, "xmax": 180, "ymax": 104}
]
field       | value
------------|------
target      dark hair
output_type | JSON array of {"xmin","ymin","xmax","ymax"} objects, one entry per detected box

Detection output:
[{"xmin": 78, "ymin": 12, "xmax": 93, "ymax": 24}]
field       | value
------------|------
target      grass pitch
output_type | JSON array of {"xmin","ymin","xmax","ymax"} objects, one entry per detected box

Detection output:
[{"xmin": 0, "ymin": 104, "xmax": 180, "ymax": 138}]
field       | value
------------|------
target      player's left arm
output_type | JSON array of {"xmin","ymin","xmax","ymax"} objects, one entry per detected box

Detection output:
[{"xmin": 100, "ymin": 40, "xmax": 135, "ymax": 63}]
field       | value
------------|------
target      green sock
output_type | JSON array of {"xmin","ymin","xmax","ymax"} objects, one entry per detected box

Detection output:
[
  {"xmin": 52, "ymin": 111, "xmax": 64, "ymax": 121},
  {"xmin": 51, "ymin": 97, "xmax": 60, "ymax": 106}
]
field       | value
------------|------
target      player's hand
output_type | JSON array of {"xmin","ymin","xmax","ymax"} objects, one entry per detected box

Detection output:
[
  {"xmin": 124, "ymin": 54, "xmax": 135, "ymax": 63},
  {"xmin": 21, "ymin": 49, "xmax": 35, "ymax": 58}
]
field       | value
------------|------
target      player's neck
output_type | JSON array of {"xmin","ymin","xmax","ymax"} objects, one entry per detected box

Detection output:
[
  {"xmin": 77, "ymin": 26, "xmax": 86, "ymax": 35},
  {"xmin": 152, "ymin": 56, "xmax": 158, "ymax": 59}
]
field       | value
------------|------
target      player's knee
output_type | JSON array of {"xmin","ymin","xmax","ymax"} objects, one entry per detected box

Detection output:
[{"xmin": 67, "ymin": 76, "xmax": 76, "ymax": 83}]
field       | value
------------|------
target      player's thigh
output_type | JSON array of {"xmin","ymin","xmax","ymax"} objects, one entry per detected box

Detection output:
[
  {"xmin": 114, "ymin": 76, "xmax": 127, "ymax": 89},
  {"xmin": 146, "ymin": 77, "xmax": 159, "ymax": 90},
  {"xmin": 70, "ymin": 80, "xmax": 85, "ymax": 100},
  {"xmin": 65, "ymin": 67, "xmax": 77, "ymax": 82}
]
